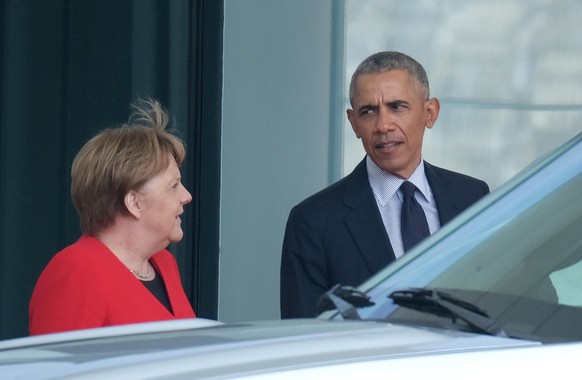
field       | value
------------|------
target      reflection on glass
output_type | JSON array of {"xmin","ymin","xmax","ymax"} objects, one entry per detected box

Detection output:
[{"xmin": 352, "ymin": 137, "xmax": 582, "ymax": 342}]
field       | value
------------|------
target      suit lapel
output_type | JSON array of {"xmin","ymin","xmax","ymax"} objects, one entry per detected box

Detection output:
[
  {"xmin": 424, "ymin": 161, "xmax": 462, "ymax": 225},
  {"xmin": 342, "ymin": 159, "xmax": 396, "ymax": 273},
  {"xmin": 339, "ymin": 160, "xmax": 471, "ymax": 275}
]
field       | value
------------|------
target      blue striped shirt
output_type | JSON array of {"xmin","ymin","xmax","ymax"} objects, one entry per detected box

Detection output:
[{"xmin": 366, "ymin": 156, "xmax": 440, "ymax": 258}]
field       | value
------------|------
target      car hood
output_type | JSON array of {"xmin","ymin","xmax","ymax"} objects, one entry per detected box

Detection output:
[{"xmin": 0, "ymin": 318, "xmax": 538, "ymax": 379}]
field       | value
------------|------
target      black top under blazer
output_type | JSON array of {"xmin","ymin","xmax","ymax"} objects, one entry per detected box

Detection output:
[{"xmin": 280, "ymin": 158, "xmax": 490, "ymax": 318}]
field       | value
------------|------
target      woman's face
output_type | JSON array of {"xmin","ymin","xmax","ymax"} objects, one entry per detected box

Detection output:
[{"xmin": 137, "ymin": 156, "xmax": 192, "ymax": 249}]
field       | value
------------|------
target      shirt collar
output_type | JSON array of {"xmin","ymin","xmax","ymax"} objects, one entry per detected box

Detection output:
[{"xmin": 366, "ymin": 156, "xmax": 432, "ymax": 206}]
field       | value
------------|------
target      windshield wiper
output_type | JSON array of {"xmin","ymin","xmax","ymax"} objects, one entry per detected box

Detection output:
[
  {"xmin": 317, "ymin": 284, "xmax": 375, "ymax": 319},
  {"xmin": 389, "ymin": 288, "xmax": 508, "ymax": 337}
]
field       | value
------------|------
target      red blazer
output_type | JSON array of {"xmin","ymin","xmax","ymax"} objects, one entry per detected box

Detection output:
[{"xmin": 29, "ymin": 236, "xmax": 196, "ymax": 335}]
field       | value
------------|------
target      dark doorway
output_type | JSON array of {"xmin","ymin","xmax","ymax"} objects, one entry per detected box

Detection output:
[{"xmin": 0, "ymin": 0, "xmax": 221, "ymax": 339}]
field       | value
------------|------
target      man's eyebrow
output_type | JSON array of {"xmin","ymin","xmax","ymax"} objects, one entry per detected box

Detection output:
[
  {"xmin": 357, "ymin": 104, "xmax": 378, "ymax": 111},
  {"xmin": 385, "ymin": 99, "xmax": 410, "ymax": 106}
]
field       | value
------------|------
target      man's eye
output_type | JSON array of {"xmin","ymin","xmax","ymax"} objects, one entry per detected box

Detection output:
[
  {"xmin": 390, "ymin": 103, "xmax": 407, "ymax": 111},
  {"xmin": 360, "ymin": 109, "xmax": 375, "ymax": 116}
]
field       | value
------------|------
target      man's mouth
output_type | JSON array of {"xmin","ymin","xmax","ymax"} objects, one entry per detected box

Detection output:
[{"xmin": 375, "ymin": 140, "xmax": 402, "ymax": 150}]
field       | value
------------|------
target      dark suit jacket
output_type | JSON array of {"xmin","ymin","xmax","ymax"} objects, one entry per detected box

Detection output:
[{"xmin": 280, "ymin": 158, "xmax": 489, "ymax": 318}]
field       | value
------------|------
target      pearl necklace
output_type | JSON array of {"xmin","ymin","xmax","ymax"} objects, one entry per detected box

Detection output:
[{"xmin": 129, "ymin": 266, "xmax": 152, "ymax": 279}]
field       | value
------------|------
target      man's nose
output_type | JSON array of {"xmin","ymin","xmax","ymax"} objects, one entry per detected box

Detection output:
[{"xmin": 375, "ymin": 107, "xmax": 394, "ymax": 133}]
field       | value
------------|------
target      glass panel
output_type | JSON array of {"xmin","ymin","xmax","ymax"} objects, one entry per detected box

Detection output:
[
  {"xmin": 344, "ymin": 0, "xmax": 582, "ymax": 189},
  {"xmin": 354, "ymin": 138, "xmax": 582, "ymax": 342}
]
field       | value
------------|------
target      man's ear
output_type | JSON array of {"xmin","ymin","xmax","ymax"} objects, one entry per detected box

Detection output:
[
  {"xmin": 346, "ymin": 109, "xmax": 360, "ymax": 138},
  {"xmin": 124, "ymin": 190, "xmax": 142, "ymax": 219},
  {"xmin": 425, "ymin": 97, "xmax": 440, "ymax": 129}
]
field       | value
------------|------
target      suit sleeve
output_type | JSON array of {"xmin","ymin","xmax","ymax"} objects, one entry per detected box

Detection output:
[
  {"xmin": 280, "ymin": 205, "xmax": 330, "ymax": 319},
  {"xmin": 29, "ymin": 252, "xmax": 106, "ymax": 335}
]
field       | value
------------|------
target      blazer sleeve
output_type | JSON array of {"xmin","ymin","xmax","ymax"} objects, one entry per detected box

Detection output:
[
  {"xmin": 29, "ymin": 251, "xmax": 107, "ymax": 335},
  {"xmin": 280, "ymin": 205, "xmax": 330, "ymax": 319}
]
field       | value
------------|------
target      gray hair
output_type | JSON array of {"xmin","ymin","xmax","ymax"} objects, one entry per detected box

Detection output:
[{"xmin": 349, "ymin": 51, "xmax": 430, "ymax": 105}]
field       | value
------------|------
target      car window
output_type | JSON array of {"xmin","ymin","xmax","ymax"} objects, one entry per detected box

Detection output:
[{"xmin": 347, "ymin": 134, "xmax": 582, "ymax": 343}]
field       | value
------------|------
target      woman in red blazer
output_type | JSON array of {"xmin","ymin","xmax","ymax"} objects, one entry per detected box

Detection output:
[{"xmin": 29, "ymin": 99, "xmax": 196, "ymax": 335}]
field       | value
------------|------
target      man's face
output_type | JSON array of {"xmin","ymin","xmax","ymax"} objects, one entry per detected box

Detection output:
[{"xmin": 347, "ymin": 70, "xmax": 439, "ymax": 179}]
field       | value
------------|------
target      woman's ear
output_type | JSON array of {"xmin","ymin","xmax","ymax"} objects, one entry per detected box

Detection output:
[{"xmin": 124, "ymin": 190, "xmax": 142, "ymax": 219}]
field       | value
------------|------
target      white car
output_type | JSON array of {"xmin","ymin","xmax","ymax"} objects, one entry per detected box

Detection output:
[{"xmin": 0, "ymin": 132, "xmax": 580, "ymax": 379}]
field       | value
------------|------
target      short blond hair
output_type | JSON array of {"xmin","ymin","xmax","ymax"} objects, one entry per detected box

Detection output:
[{"xmin": 71, "ymin": 98, "xmax": 186, "ymax": 236}]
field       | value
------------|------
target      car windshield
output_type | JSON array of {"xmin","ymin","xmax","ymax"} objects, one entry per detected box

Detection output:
[{"xmin": 326, "ymin": 133, "xmax": 582, "ymax": 344}]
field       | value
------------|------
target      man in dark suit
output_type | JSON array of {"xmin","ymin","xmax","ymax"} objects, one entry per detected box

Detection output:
[{"xmin": 280, "ymin": 51, "xmax": 489, "ymax": 318}]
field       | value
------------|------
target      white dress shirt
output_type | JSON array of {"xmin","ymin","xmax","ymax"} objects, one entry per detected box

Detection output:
[{"xmin": 366, "ymin": 156, "xmax": 440, "ymax": 259}]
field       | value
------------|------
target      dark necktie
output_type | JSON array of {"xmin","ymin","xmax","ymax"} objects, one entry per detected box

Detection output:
[{"xmin": 400, "ymin": 181, "xmax": 430, "ymax": 252}]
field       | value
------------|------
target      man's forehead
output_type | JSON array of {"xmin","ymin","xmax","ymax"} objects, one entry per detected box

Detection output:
[
  {"xmin": 353, "ymin": 72, "xmax": 422, "ymax": 103},
  {"xmin": 356, "ymin": 70, "xmax": 413, "ymax": 87}
]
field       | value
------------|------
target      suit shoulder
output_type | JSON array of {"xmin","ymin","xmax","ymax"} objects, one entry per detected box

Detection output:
[
  {"xmin": 290, "ymin": 166, "xmax": 366, "ymax": 216},
  {"xmin": 426, "ymin": 162, "xmax": 489, "ymax": 193},
  {"xmin": 49, "ymin": 237, "xmax": 104, "ymax": 265}
]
